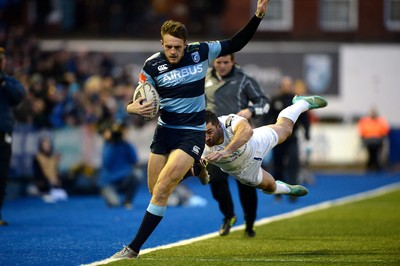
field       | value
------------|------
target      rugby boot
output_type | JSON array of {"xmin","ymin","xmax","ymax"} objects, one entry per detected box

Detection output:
[
  {"xmin": 219, "ymin": 216, "xmax": 237, "ymax": 236},
  {"xmin": 292, "ymin": 95, "xmax": 328, "ymax": 110},
  {"xmin": 110, "ymin": 246, "xmax": 138, "ymax": 260},
  {"xmin": 276, "ymin": 180, "xmax": 308, "ymax": 196}
]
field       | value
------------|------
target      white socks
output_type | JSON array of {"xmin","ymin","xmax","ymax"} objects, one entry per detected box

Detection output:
[
  {"xmin": 277, "ymin": 100, "xmax": 310, "ymax": 123},
  {"xmin": 262, "ymin": 181, "xmax": 291, "ymax": 195},
  {"xmin": 271, "ymin": 181, "xmax": 291, "ymax": 194}
]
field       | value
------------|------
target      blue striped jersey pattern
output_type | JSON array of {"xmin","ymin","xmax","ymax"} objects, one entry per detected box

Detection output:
[{"xmin": 138, "ymin": 41, "xmax": 222, "ymax": 131}]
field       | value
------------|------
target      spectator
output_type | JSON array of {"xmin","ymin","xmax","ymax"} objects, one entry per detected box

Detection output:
[
  {"xmin": 294, "ymin": 79, "xmax": 316, "ymax": 185},
  {"xmin": 0, "ymin": 46, "xmax": 26, "ymax": 225},
  {"xmin": 358, "ymin": 106, "xmax": 390, "ymax": 172},
  {"xmin": 98, "ymin": 122, "xmax": 140, "ymax": 209},
  {"xmin": 32, "ymin": 134, "xmax": 68, "ymax": 203},
  {"xmin": 267, "ymin": 76, "xmax": 310, "ymax": 202}
]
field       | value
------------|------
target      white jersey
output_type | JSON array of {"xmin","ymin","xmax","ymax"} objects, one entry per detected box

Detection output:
[{"xmin": 203, "ymin": 114, "xmax": 279, "ymax": 186}]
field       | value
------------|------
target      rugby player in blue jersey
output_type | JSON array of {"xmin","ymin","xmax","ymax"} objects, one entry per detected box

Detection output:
[{"xmin": 107, "ymin": 0, "xmax": 270, "ymax": 261}]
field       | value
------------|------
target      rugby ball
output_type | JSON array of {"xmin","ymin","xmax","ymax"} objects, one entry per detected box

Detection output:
[{"xmin": 133, "ymin": 82, "xmax": 160, "ymax": 119}]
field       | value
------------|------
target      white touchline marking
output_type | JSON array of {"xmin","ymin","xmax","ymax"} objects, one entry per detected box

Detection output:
[{"xmin": 81, "ymin": 182, "xmax": 400, "ymax": 266}]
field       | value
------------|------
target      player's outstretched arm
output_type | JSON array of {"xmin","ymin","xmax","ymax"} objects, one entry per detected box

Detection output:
[
  {"xmin": 219, "ymin": 0, "xmax": 270, "ymax": 56},
  {"xmin": 205, "ymin": 119, "xmax": 253, "ymax": 162},
  {"xmin": 224, "ymin": 119, "xmax": 253, "ymax": 156}
]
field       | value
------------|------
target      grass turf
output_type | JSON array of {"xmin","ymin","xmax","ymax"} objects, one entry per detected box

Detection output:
[{"xmin": 106, "ymin": 188, "xmax": 400, "ymax": 266}]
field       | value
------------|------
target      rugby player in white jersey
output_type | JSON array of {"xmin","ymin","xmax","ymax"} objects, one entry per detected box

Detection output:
[{"xmin": 201, "ymin": 95, "xmax": 327, "ymax": 196}]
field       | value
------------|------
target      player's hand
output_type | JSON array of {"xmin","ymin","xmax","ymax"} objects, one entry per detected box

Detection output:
[
  {"xmin": 126, "ymin": 96, "xmax": 155, "ymax": 117},
  {"xmin": 199, "ymin": 158, "xmax": 208, "ymax": 168},
  {"xmin": 204, "ymin": 150, "xmax": 230, "ymax": 162},
  {"xmin": 256, "ymin": 0, "xmax": 269, "ymax": 17},
  {"xmin": 237, "ymin": 109, "xmax": 253, "ymax": 120}
]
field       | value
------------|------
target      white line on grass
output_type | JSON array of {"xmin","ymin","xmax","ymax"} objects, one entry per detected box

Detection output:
[
  {"xmin": 254, "ymin": 181, "xmax": 400, "ymax": 228},
  {"xmin": 81, "ymin": 182, "xmax": 400, "ymax": 266}
]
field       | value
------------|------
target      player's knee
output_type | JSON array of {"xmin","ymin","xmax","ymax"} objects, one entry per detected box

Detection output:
[
  {"xmin": 284, "ymin": 126, "xmax": 293, "ymax": 138},
  {"xmin": 276, "ymin": 126, "xmax": 293, "ymax": 144},
  {"xmin": 152, "ymin": 181, "xmax": 179, "ymax": 204},
  {"xmin": 151, "ymin": 190, "xmax": 170, "ymax": 205}
]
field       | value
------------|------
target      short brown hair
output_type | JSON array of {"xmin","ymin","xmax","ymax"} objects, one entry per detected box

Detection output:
[
  {"xmin": 205, "ymin": 110, "xmax": 219, "ymax": 126},
  {"xmin": 161, "ymin": 20, "xmax": 188, "ymax": 42}
]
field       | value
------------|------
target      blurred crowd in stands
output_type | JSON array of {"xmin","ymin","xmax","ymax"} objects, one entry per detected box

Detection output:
[
  {"xmin": 0, "ymin": 0, "xmax": 225, "ymax": 199},
  {"xmin": 0, "ymin": 0, "xmax": 227, "ymax": 132},
  {"xmin": 1, "ymin": 25, "xmax": 147, "ymax": 132},
  {"xmin": 1, "ymin": 0, "xmax": 226, "ymax": 39}
]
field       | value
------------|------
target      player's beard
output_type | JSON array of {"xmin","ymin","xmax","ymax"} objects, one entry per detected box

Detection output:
[
  {"xmin": 206, "ymin": 128, "xmax": 223, "ymax": 147},
  {"xmin": 206, "ymin": 138, "xmax": 215, "ymax": 147}
]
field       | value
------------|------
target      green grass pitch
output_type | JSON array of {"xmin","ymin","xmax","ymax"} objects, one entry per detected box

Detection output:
[{"xmin": 105, "ymin": 188, "xmax": 400, "ymax": 266}]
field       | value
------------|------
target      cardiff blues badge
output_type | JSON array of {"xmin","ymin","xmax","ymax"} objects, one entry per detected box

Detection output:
[
  {"xmin": 304, "ymin": 54, "xmax": 332, "ymax": 93},
  {"xmin": 191, "ymin": 51, "xmax": 200, "ymax": 63}
]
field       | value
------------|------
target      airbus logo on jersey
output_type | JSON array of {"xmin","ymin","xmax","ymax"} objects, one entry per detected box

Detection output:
[
  {"xmin": 157, "ymin": 64, "xmax": 168, "ymax": 73},
  {"xmin": 162, "ymin": 64, "xmax": 203, "ymax": 82}
]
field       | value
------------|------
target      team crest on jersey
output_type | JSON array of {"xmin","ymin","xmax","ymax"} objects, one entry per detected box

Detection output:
[
  {"xmin": 225, "ymin": 116, "xmax": 234, "ymax": 129},
  {"xmin": 191, "ymin": 52, "xmax": 200, "ymax": 63}
]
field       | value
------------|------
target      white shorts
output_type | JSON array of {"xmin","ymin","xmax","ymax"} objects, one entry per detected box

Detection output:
[{"xmin": 233, "ymin": 126, "xmax": 279, "ymax": 186}]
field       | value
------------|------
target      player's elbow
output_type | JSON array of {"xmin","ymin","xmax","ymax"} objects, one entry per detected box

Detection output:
[{"xmin": 284, "ymin": 127, "xmax": 294, "ymax": 141}]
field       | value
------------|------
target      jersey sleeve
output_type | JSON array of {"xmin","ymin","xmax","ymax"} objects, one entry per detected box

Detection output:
[
  {"xmin": 219, "ymin": 15, "xmax": 262, "ymax": 56},
  {"xmin": 221, "ymin": 114, "xmax": 247, "ymax": 134},
  {"xmin": 201, "ymin": 145, "xmax": 211, "ymax": 158},
  {"xmin": 138, "ymin": 52, "xmax": 160, "ymax": 87},
  {"xmin": 206, "ymin": 41, "xmax": 222, "ymax": 66},
  {"xmin": 138, "ymin": 69, "xmax": 156, "ymax": 87},
  {"xmin": 244, "ymin": 76, "xmax": 270, "ymax": 116}
]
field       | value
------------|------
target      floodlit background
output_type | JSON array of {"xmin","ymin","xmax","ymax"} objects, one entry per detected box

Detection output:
[
  {"xmin": 3, "ymin": 0, "xmax": 399, "ymax": 188},
  {"xmin": 1, "ymin": 1, "xmax": 400, "ymax": 265}
]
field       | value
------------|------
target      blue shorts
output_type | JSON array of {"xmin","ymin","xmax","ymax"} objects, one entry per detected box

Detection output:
[{"xmin": 150, "ymin": 126, "xmax": 205, "ymax": 161}]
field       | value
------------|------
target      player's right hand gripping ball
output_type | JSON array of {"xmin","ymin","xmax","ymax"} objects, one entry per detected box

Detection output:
[{"xmin": 133, "ymin": 82, "xmax": 160, "ymax": 120}]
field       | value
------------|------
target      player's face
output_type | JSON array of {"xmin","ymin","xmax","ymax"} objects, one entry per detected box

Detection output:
[
  {"xmin": 280, "ymin": 77, "xmax": 294, "ymax": 94},
  {"xmin": 213, "ymin": 55, "xmax": 234, "ymax": 77},
  {"xmin": 161, "ymin": 34, "xmax": 186, "ymax": 65},
  {"xmin": 205, "ymin": 122, "xmax": 223, "ymax": 147}
]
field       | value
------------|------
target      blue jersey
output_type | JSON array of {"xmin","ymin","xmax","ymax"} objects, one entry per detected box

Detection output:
[{"xmin": 139, "ymin": 41, "xmax": 222, "ymax": 131}]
